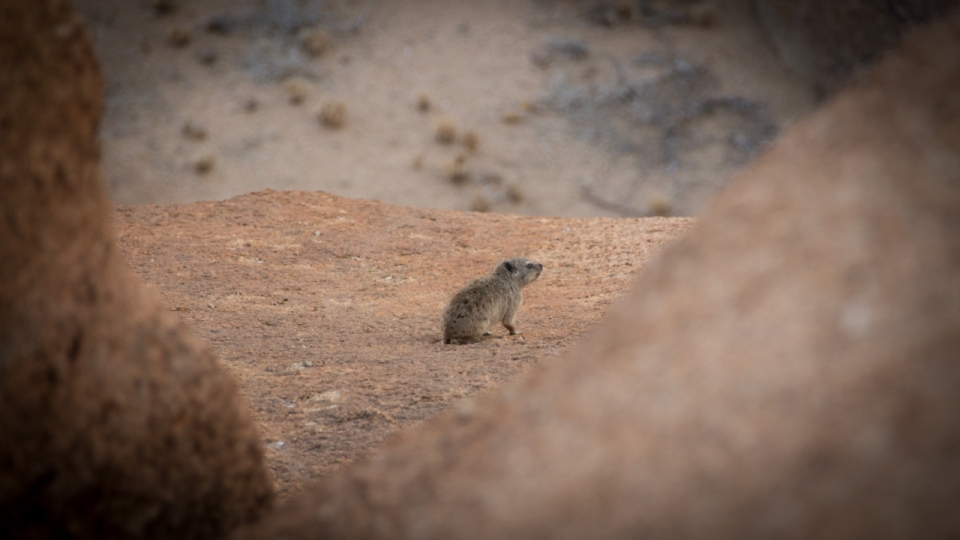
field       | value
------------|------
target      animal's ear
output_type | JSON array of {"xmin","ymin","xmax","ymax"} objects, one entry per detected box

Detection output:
[{"xmin": 504, "ymin": 261, "xmax": 514, "ymax": 272}]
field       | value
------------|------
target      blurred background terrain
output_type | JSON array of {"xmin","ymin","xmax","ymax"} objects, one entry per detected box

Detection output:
[
  {"xmin": 74, "ymin": 0, "xmax": 956, "ymax": 217},
  {"xmin": 76, "ymin": 0, "xmax": 819, "ymax": 217}
]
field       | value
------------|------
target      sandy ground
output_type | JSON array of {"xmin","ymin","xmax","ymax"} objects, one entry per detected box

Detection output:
[
  {"xmin": 113, "ymin": 191, "xmax": 694, "ymax": 498},
  {"xmin": 77, "ymin": 0, "xmax": 816, "ymax": 217}
]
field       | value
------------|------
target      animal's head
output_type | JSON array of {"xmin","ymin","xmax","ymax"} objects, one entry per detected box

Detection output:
[{"xmin": 496, "ymin": 257, "xmax": 543, "ymax": 286}]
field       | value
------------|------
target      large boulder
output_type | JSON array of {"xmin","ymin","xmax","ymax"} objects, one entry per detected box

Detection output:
[
  {"xmin": 0, "ymin": 1, "xmax": 273, "ymax": 537},
  {"xmin": 237, "ymin": 10, "xmax": 960, "ymax": 540}
]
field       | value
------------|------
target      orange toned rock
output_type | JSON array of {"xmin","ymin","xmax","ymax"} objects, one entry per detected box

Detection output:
[{"xmin": 0, "ymin": 1, "xmax": 273, "ymax": 537}]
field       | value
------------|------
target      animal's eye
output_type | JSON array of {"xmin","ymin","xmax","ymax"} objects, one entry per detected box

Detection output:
[{"xmin": 526, "ymin": 263, "xmax": 533, "ymax": 269}]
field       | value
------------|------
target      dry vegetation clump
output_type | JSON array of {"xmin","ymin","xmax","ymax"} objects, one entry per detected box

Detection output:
[
  {"xmin": 416, "ymin": 93, "xmax": 431, "ymax": 112},
  {"xmin": 445, "ymin": 153, "xmax": 470, "ymax": 184},
  {"xmin": 152, "ymin": 0, "xmax": 177, "ymax": 16},
  {"xmin": 470, "ymin": 192, "xmax": 491, "ymax": 212},
  {"xmin": 192, "ymin": 153, "xmax": 215, "ymax": 174},
  {"xmin": 691, "ymin": 3, "xmax": 717, "ymax": 28},
  {"xmin": 299, "ymin": 27, "xmax": 332, "ymax": 58},
  {"xmin": 648, "ymin": 194, "xmax": 672, "ymax": 216},
  {"xmin": 435, "ymin": 118, "xmax": 457, "ymax": 143},
  {"xmin": 500, "ymin": 111, "xmax": 523, "ymax": 124},
  {"xmin": 167, "ymin": 27, "xmax": 192, "ymax": 48},
  {"xmin": 205, "ymin": 15, "xmax": 232, "ymax": 35},
  {"xmin": 475, "ymin": 172, "xmax": 526, "ymax": 208},
  {"xmin": 182, "ymin": 122, "xmax": 207, "ymax": 141},
  {"xmin": 318, "ymin": 100, "xmax": 347, "ymax": 129},
  {"xmin": 196, "ymin": 50, "xmax": 219, "ymax": 66},
  {"xmin": 505, "ymin": 184, "xmax": 525, "ymax": 204},
  {"xmin": 461, "ymin": 130, "xmax": 479, "ymax": 152},
  {"xmin": 283, "ymin": 78, "xmax": 310, "ymax": 105}
]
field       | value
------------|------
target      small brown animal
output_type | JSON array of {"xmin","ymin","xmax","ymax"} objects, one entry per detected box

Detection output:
[{"xmin": 442, "ymin": 257, "xmax": 543, "ymax": 344}]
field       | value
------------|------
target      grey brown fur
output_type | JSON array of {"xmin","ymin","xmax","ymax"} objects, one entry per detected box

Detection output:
[{"xmin": 443, "ymin": 258, "xmax": 543, "ymax": 344}]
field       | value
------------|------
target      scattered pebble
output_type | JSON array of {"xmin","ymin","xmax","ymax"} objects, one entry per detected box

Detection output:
[{"xmin": 244, "ymin": 98, "xmax": 260, "ymax": 113}]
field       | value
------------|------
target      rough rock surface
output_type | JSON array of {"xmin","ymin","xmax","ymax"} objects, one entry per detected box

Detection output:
[
  {"xmin": 235, "ymin": 11, "xmax": 960, "ymax": 540},
  {"xmin": 112, "ymin": 191, "xmax": 693, "ymax": 498},
  {"xmin": 0, "ymin": 1, "xmax": 273, "ymax": 537}
]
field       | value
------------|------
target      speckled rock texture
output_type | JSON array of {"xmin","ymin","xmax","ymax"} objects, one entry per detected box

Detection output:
[{"xmin": 0, "ymin": 1, "xmax": 273, "ymax": 537}]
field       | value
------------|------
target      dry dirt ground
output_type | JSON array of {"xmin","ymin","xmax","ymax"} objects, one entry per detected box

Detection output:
[
  {"xmin": 113, "ymin": 191, "xmax": 693, "ymax": 498},
  {"xmin": 76, "ymin": 0, "xmax": 815, "ymax": 217}
]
